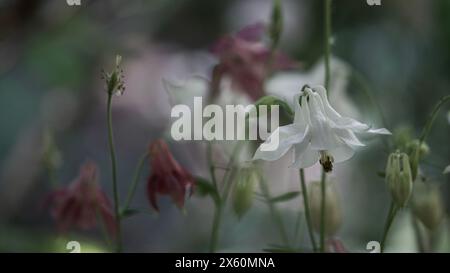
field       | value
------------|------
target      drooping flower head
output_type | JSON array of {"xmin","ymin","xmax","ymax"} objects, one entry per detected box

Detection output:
[
  {"xmin": 46, "ymin": 161, "xmax": 116, "ymax": 236},
  {"xmin": 147, "ymin": 139, "xmax": 195, "ymax": 211},
  {"xmin": 253, "ymin": 85, "xmax": 391, "ymax": 171},
  {"xmin": 211, "ymin": 23, "xmax": 296, "ymax": 101}
]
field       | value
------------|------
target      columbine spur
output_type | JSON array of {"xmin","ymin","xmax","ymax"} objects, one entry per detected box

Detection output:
[{"xmin": 253, "ymin": 85, "xmax": 391, "ymax": 171}]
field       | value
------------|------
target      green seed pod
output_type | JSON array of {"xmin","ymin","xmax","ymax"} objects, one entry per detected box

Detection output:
[
  {"xmin": 232, "ymin": 167, "xmax": 258, "ymax": 219},
  {"xmin": 411, "ymin": 182, "xmax": 444, "ymax": 230},
  {"xmin": 308, "ymin": 181, "xmax": 342, "ymax": 237},
  {"xmin": 386, "ymin": 152, "xmax": 413, "ymax": 207}
]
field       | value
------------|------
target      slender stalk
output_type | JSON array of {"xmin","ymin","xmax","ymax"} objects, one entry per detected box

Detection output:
[
  {"xmin": 324, "ymin": 0, "xmax": 332, "ymax": 92},
  {"xmin": 106, "ymin": 94, "xmax": 122, "ymax": 252},
  {"xmin": 411, "ymin": 216, "xmax": 427, "ymax": 253},
  {"xmin": 222, "ymin": 142, "xmax": 243, "ymax": 202},
  {"xmin": 299, "ymin": 169, "xmax": 318, "ymax": 252},
  {"xmin": 321, "ymin": 0, "xmax": 332, "ymax": 253},
  {"xmin": 209, "ymin": 203, "xmax": 223, "ymax": 253},
  {"xmin": 412, "ymin": 95, "xmax": 450, "ymax": 180},
  {"xmin": 207, "ymin": 143, "xmax": 218, "ymax": 188},
  {"xmin": 207, "ymin": 142, "xmax": 223, "ymax": 253},
  {"xmin": 260, "ymin": 173, "xmax": 290, "ymax": 246},
  {"xmin": 122, "ymin": 151, "xmax": 149, "ymax": 214},
  {"xmin": 418, "ymin": 95, "xmax": 450, "ymax": 144},
  {"xmin": 380, "ymin": 201, "xmax": 398, "ymax": 253},
  {"xmin": 319, "ymin": 169, "xmax": 326, "ymax": 252}
]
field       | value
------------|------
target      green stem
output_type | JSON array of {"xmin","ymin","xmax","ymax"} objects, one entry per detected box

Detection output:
[
  {"xmin": 121, "ymin": 151, "xmax": 149, "ymax": 214},
  {"xmin": 222, "ymin": 142, "xmax": 243, "ymax": 202},
  {"xmin": 380, "ymin": 201, "xmax": 398, "ymax": 253},
  {"xmin": 299, "ymin": 169, "xmax": 318, "ymax": 252},
  {"xmin": 419, "ymin": 95, "xmax": 450, "ymax": 144},
  {"xmin": 260, "ymin": 172, "xmax": 290, "ymax": 246},
  {"xmin": 209, "ymin": 203, "xmax": 223, "ymax": 253},
  {"xmin": 412, "ymin": 216, "xmax": 427, "ymax": 253},
  {"xmin": 207, "ymin": 142, "xmax": 222, "ymax": 253},
  {"xmin": 413, "ymin": 95, "xmax": 450, "ymax": 180},
  {"xmin": 324, "ymin": 0, "xmax": 332, "ymax": 91},
  {"xmin": 106, "ymin": 94, "xmax": 122, "ymax": 252},
  {"xmin": 350, "ymin": 68, "xmax": 390, "ymax": 133},
  {"xmin": 320, "ymin": 169, "xmax": 326, "ymax": 252},
  {"xmin": 207, "ymin": 143, "xmax": 218, "ymax": 188}
]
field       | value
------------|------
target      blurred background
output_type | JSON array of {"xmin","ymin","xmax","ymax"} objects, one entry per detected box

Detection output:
[{"xmin": 0, "ymin": 0, "xmax": 449, "ymax": 252}]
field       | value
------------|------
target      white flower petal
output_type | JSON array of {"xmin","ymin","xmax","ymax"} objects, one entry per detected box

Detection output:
[
  {"xmin": 444, "ymin": 165, "xmax": 450, "ymax": 175},
  {"xmin": 308, "ymin": 93, "xmax": 342, "ymax": 150},
  {"xmin": 366, "ymin": 128, "xmax": 392, "ymax": 135},
  {"xmin": 293, "ymin": 94, "xmax": 309, "ymax": 131},
  {"xmin": 266, "ymin": 73, "xmax": 310, "ymax": 109},
  {"xmin": 329, "ymin": 144, "xmax": 355, "ymax": 163},
  {"xmin": 334, "ymin": 128, "xmax": 365, "ymax": 147},
  {"xmin": 292, "ymin": 143, "xmax": 319, "ymax": 169},
  {"xmin": 253, "ymin": 124, "xmax": 307, "ymax": 162}
]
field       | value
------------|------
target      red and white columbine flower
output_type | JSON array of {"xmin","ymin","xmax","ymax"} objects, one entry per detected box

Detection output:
[
  {"xmin": 211, "ymin": 23, "xmax": 296, "ymax": 100},
  {"xmin": 46, "ymin": 161, "xmax": 116, "ymax": 236},
  {"xmin": 253, "ymin": 85, "xmax": 391, "ymax": 171},
  {"xmin": 147, "ymin": 140, "xmax": 195, "ymax": 211}
]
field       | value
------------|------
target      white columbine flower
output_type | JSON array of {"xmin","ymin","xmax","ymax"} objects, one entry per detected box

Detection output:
[{"xmin": 253, "ymin": 85, "xmax": 391, "ymax": 171}]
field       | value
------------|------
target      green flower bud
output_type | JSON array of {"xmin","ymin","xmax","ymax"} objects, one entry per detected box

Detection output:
[
  {"xmin": 385, "ymin": 151, "xmax": 413, "ymax": 207},
  {"xmin": 270, "ymin": 0, "xmax": 283, "ymax": 49},
  {"xmin": 407, "ymin": 139, "xmax": 429, "ymax": 180},
  {"xmin": 411, "ymin": 182, "xmax": 444, "ymax": 230},
  {"xmin": 101, "ymin": 55, "xmax": 125, "ymax": 96},
  {"xmin": 308, "ymin": 181, "xmax": 342, "ymax": 237},
  {"xmin": 232, "ymin": 167, "xmax": 258, "ymax": 219},
  {"xmin": 407, "ymin": 140, "xmax": 430, "ymax": 159},
  {"xmin": 42, "ymin": 129, "xmax": 62, "ymax": 171}
]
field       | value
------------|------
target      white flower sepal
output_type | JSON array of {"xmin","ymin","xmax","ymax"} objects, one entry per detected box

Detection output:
[
  {"xmin": 444, "ymin": 165, "xmax": 450, "ymax": 175},
  {"xmin": 253, "ymin": 85, "xmax": 391, "ymax": 171}
]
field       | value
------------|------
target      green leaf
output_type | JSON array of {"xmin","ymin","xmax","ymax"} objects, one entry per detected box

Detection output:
[
  {"xmin": 195, "ymin": 177, "xmax": 221, "ymax": 205},
  {"xmin": 120, "ymin": 208, "xmax": 154, "ymax": 218},
  {"xmin": 269, "ymin": 191, "xmax": 300, "ymax": 203},
  {"xmin": 195, "ymin": 177, "xmax": 216, "ymax": 197}
]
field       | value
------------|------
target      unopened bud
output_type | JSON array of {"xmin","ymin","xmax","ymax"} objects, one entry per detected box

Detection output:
[
  {"xmin": 385, "ymin": 151, "xmax": 413, "ymax": 207},
  {"xmin": 102, "ymin": 55, "xmax": 125, "ymax": 96},
  {"xmin": 407, "ymin": 139, "xmax": 429, "ymax": 180},
  {"xmin": 407, "ymin": 140, "xmax": 430, "ymax": 159},
  {"xmin": 270, "ymin": 0, "xmax": 283, "ymax": 49},
  {"xmin": 308, "ymin": 181, "xmax": 342, "ymax": 237},
  {"xmin": 411, "ymin": 182, "xmax": 444, "ymax": 230},
  {"xmin": 232, "ymin": 167, "xmax": 258, "ymax": 219}
]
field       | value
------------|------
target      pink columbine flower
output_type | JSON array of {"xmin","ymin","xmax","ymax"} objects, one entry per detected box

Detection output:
[
  {"xmin": 46, "ymin": 161, "xmax": 116, "ymax": 237},
  {"xmin": 210, "ymin": 23, "xmax": 296, "ymax": 101},
  {"xmin": 147, "ymin": 140, "xmax": 195, "ymax": 211}
]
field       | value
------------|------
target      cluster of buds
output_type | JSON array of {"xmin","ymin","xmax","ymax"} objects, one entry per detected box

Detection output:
[
  {"xmin": 232, "ymin": 166, "xmax": 259, "ymax": 219},
  {"xmin": 411, "ymin": 182, "xmax": 444, "ymax": 230},
  {"xmin": 101, "ymin": 55, "xmax": 125, "ymax": 96},
  {"xmin": 385, "ymin": 151, "xmax": 413, "ymax": 207},
  {"xmin": 308, "ymin": 180, "xmax": 342, "ymax": 237}
]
